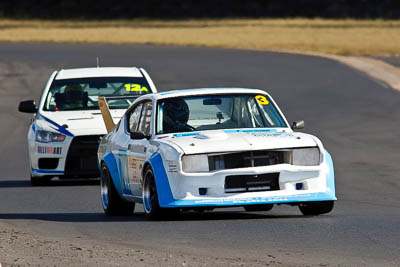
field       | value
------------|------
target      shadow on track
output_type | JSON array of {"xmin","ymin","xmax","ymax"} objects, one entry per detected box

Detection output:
[
  {"xmin": 0, "ymin": 211, "xmax": 306, "ymax": 223},
  {"xmin": 0, "ymin": 179, "xmax": 99, "ymax": 188}
]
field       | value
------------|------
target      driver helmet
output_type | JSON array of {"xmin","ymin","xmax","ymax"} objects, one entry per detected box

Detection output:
[
  {"xmin": 163, "ymin": 98, "xmax": 189, "ymax": 124},
  {"xmin": 64, "ymin": 84, "xmax": 84, "ymax": 107}
]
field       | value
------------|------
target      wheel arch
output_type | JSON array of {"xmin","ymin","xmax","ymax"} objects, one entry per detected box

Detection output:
[
  {"xmin": 142, "ymin": 161, "xmax": 152, "ymax": 181},
  {"xmin": 101, "ymin": 152, "xmax": 123, "ymax": 197},
  {"xmin": 142, "ymin": 152, "xmax": 175, "ymax": 207},
  {"xmin": 324, "ymin": 149, "xmax": 336, "ymax": 200}
]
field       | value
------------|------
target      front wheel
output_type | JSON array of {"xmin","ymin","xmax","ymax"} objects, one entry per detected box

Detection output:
[
  {"xmin": 142, "ymin": 168, "xmax": 181, "ymax": 220},
  {"xmin": 101, "ymin": 164, "xmax": 135, "ymax": 216},
  {"xmin": 299, "ymin": 201, "xmax": 334, "ymax": 216}
]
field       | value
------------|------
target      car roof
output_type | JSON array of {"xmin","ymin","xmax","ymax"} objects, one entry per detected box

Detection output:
[
  {"xmin": 154, "ymin": 87, "xmax": 269, "ymax": 100},
  {"xmin": 55, "ymin": 67, "xmax": 143, "ymax": 80}
]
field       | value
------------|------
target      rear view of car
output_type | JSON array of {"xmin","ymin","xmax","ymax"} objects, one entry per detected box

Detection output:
[{"xmin": 18, "ymin": 67, "xmax": 157, "ymax": 185}]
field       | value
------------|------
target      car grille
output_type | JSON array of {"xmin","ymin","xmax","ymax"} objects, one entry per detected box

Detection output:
[
  {"xmin": 64, "ymin": 135, "xmax": 102, "ymax": 177},
  {"xmin": 209, "ymin": 150, "xmax": 288, "ymax": 171},
  {"xmin": 224, "ymin": 173, "xmax": 280, "ymax": 193},
  {"xmin": 38, "ymin": 158, "xmax": 59, "ymax": 169}
]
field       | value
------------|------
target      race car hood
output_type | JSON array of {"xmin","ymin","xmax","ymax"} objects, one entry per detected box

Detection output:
[
  {"xmin": 37, "ymin": 110, "xmax": 125, "ymax": 136},
  {"xmin": 159, "ymin": 130, "xmax": 318, "ymax": 155}
]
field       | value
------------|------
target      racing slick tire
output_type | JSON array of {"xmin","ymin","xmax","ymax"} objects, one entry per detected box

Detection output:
[
  {"xmin": 142, "ymin": 166, "xmax": 180, "ymax": 219},
  {"xmin": 299, "ymin": 201, "xmax": 334, "ymax": 216},
  {"xmin": 30, "ymin": 175, "xmax": 51, "ymax": 186},
  {"xmin": 101, "ymin": 164, "xmax": 135, "ymax": 216},
  {"xmin": 243, "ymin": 204, "xmax": 274, "ymax": 212}
]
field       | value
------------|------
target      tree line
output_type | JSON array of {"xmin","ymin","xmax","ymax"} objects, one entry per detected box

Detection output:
[{"xmin": 0, "ymin": 0, "xmax": 399, "ymax": 19}]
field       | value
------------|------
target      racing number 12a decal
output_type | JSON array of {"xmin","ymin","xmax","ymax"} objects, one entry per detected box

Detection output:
[
  {"xmin": 255, "ymin": 95, "xmax": 269, "ymax": 105},
  {"xmin": 125, "ymin": 84, "xmax": 148, "ymax": 92}
]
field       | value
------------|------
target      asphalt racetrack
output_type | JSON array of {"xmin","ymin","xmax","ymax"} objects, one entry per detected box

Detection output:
[{"xmin": 0, "ymin": 43, "xmax": 399, "ymax": 265}]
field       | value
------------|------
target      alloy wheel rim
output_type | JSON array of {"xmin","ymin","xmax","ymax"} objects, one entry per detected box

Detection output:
[
  {"xmin": 143, "ymin": 173, "xmax": 155, "ymax": 214},
  {"xmin": 101, "ymin": 168, "xmax": 109, "ymax": 210}
]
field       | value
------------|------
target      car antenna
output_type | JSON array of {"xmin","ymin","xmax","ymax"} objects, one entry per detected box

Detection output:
[{"xmin": 96, "ymin": 57, "xmax": 100, "ymax": 68}]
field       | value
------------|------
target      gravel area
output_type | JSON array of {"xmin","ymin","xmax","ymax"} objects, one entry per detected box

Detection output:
[
  {"xmin": 372, "ymin": 55, "xmax": 400, "ymax": 68},
  {"xmin": 1, "ymin": 221, "xmax": 398, "ymax": 267}
]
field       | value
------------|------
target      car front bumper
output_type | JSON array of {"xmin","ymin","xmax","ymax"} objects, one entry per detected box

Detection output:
[
  {"xmin": 30, "ymin": 135, "xmax": 102, "ymax": 178},
  {"xmin": 149, "ymin": 152, "xmax": 336, "ymax": 208}
]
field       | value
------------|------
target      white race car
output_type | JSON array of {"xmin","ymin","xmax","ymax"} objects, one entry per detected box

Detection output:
[
  {"xmin": 97, "ymin": 88, "xmax": 336, "ymax": 218},
  {"xmin": 18, "ymin": 67, "xmax": 157, "ymax": 185}
]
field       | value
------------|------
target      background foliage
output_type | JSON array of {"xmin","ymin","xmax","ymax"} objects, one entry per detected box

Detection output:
[{"xmin": 1, "ymin": 0, "xmax": 399, "ymax": 19}]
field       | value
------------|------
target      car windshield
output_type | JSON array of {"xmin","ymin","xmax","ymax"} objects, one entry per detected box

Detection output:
[
  {"xmin": 43, "ymin": 77, "xmax": 152, "ymax": 111},
  {"xmin": 156, "ymin": 94, "xmax": 287, "ymax": 134}
]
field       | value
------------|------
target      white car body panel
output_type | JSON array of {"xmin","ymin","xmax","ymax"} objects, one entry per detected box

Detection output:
[
  {"xmin": 98, "ymin": 88, "xmax": 336, "ymax": 209},
  {"xmin": 26, "ymin": 67, "xmax": 157, "ymax": 178},
  {"xmin": 163, "ymin": 131, "xmax": 318, "ymax": 155}
]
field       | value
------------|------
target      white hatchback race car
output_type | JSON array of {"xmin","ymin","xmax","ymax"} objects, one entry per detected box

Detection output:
[
  {"xmin": 97, "ymin": 88, "xmax": 336, "ymax": 218},
  {"xmin": 18, "ymin": 67, "xmax": 157, "ymax": 185}
]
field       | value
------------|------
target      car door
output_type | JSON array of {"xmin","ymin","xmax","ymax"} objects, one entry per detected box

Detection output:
[
  {"xmin": 126, "ymin": 100, "xmax": 155, "ymax": 197},
  {"xmin": 116, "ymin": 102, "xmax": 143, "ymax": 197}
]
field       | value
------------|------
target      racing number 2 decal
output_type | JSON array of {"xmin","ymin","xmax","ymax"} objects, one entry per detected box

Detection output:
[
  {"xmin": 125, "ymin": 84, "xmax": 148, "ymax": 92},
  {"xmin": 255, "ymin": 95, "xmax": 269, "ymax": 105}
]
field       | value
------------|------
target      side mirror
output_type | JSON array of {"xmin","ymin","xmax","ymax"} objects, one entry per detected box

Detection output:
[
  {"xmin": 130, "ymin": 131, "xmax": 148, "ymax": 140},
  {"xmin": 18, "ymin": 100, "xmax": 37, "ymax": 113},
  {"xmin": 292, "ymin": 120, "xmax": 304, "ymax": 130}
]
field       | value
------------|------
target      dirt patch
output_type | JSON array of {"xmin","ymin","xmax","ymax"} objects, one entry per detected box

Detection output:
[
  {"xmin": 326, "ymin": 55, "xmax": 400, "ymax": 91},
  {"xmin": 0, "ymin": 222, "xmax": 398, "ymax": 267},
  {"xmin": 260, "ymin": 49, "xmax": 400, "ymax": 93},
  {"xmin": 0, "ymin": 222, "xmax": 296, "ymax": 266}
]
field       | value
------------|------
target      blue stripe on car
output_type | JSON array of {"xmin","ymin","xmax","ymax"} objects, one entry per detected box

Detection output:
[
  {"xmin": 32, "ymin": 169, "xmax": 64, "ymax": 174},
  {"xmin": 114, "ymin": 150, "xmax": 133, "ymax": 195},
  {"xmin": 146, "ymin": 152, "xmax": 175, "ymax": 206},
  {"xmin": 224, "ymin": 129, "xmax": 278, "ymax": 133},
  {"xmin": 102, "ymin": 152, "xmax": 123, "ymax": 197},
  {"xmin": 173, "ymin": 132, "xmax": 199, "ymax": 138},
  {"xmin": 164, "ymin": 192, "xmax": 336, "ymax": 207},
  {"xmin": 38, "ymin": 114, "xmax": 74, "ymax": 137},
  {"xmin": 324, "ymin": 149, "xmax": 336, "ymax": 198}
]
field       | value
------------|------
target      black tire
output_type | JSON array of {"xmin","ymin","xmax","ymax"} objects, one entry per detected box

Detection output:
[
  {"xmin": 142, "ymin": 167, "xmax": 163, "ymax": 219},
  {"xmin": 299, "ymin": 201, "xmax": 334, "ymax": 216},
  {"xmin": 101, "ymin": 164, "xmax": 135, "ymax": 216},
  {"xmin": 243, "ymin": 204, "xmax": 274, "ymax": 212},
  {"xmin": 142, "ymin": 167, "xmax": 181, "ymax": 220},
  {"xmin": 30, "ymin": 175, "xmax": 51, "ymax": 186}
]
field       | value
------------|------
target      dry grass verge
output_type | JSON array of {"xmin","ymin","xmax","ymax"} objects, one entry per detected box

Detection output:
[{"xmin": 0, "ymin": 18, "xmax": 400, "ymax": 55}]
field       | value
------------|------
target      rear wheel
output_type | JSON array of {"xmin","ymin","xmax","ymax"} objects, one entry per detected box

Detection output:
[
  {"xmin": 243, "ymin": 204, "xmax": 274, "ymax": 212},
  {"xmin": 299, "ymin": 201, "xmax": 334, "ymax": 216},
  {"xmin": 30, "ymin": 175, "xmax": 51, "ymax": 186},
  {"xmin": 101, "ymin": 164, "xmax": 135, "ymax": 216}
]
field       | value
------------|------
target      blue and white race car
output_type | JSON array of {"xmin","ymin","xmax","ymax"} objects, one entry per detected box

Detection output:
[
  {"xmin": 97, "ymin": 88, "xmax": 336, "ymax": 218},
  {"xmin": 18, "ymin": 67, "xmax": 157, "ymax": 185}
]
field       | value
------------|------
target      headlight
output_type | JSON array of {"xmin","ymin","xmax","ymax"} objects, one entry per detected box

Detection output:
[
  {"xmin": 292, "ymin": 147, "xmax": 320, "ymax": 166},
  {"xmin": 182, "ymin": 154, "xmax": 209, "ymax": 172},
  {"xmin": 35, "ymin": 130, "xmax": 66, "ymax": 143}
]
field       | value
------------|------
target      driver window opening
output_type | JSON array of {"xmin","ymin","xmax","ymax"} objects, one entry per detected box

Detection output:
[
  {"xmin": 137, "ymin": 102, "xmax": 152, "ymax": 136},
  {"xmin": 156, "ymin": 94, "xmax": 286, "ymax": 135},
  {"xmin": 129, "ymin": 103, "xmax": 143, "ymax": 132}
]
